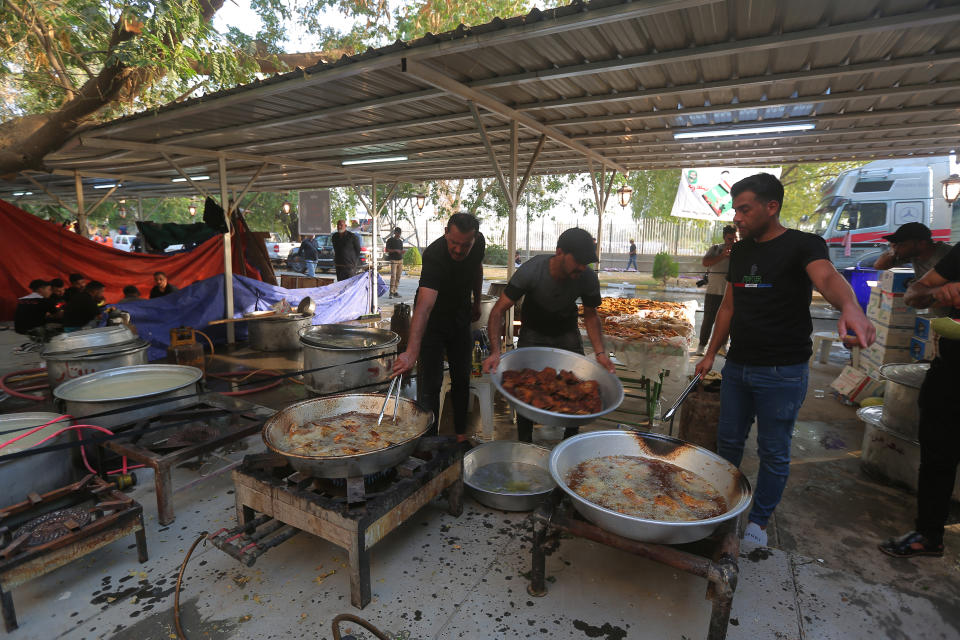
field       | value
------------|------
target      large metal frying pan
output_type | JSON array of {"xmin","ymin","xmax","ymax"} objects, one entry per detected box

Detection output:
[{"xmin": 262, "ymin": 393, "xmax": 434, "ymax": 478}]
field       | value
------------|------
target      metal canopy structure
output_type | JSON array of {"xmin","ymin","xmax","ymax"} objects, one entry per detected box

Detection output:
[{"xmin": 2, "ymin": 0, "xmax": 959, "ymax": 205}]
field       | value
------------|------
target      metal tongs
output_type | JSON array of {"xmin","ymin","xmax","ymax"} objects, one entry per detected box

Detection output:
[
  {"xmin": 377, "ymin": 374, "xmax": 402, "ymax": 425},
  {"xmin": 662, "ymin": 373, "xmax": 702, "ymax": 422}
]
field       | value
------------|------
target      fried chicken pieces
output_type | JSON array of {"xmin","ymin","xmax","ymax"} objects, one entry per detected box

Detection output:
[{"xmin": 500, "ymin": 367, "xmax": 602, "ymax": 414}]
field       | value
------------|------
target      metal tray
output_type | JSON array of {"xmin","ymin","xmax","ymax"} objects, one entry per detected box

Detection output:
[{"xmin": 463, "ymin": 441, "xmax": 555, "ymax": 511}]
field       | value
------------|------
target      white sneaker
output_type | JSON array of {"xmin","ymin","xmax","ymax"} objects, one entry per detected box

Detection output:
[{"xmin": 743, "ymin": 522, "xmax": 768, "ymax": 547}]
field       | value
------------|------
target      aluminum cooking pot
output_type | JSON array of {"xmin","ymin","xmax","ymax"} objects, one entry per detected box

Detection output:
[
  {"xmin": 299, "ymin": 325, "xmax": 399, "ymax": 395},
  {"xmin": 549, "ymin": 430, "xmax": 752, "ymax": 544},
  {"xmin": 41, "ymin": 326, "xmax": 149, "ymax": 390}
]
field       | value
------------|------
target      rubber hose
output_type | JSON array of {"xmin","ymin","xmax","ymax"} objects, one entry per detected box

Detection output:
[
  {"xmin": 175, "ymin": 533, "xmax": 208, "ymax": 640},
  {"xmin": 0, "ymin": 368, "xmax": 48, "ymax": 401}
]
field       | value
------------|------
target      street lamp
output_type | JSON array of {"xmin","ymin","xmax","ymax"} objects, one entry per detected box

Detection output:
[
  {"xmin": 617, "ymin": 185, "xmax": 633, "ymax": 208},
  {"xmin": 282, "ymin": 201, "xmax": 292, "ymax": 214},
  {"xmin": 942, "ymin": 174, "xmax": 960, "ymax": 205},
  {"xmin": 415, "ymin": 193, "xmax": 426, "ymax": 212},
  {"xmin": 188, "ymin": 204, "xmax": 197, "ymax": 216}
]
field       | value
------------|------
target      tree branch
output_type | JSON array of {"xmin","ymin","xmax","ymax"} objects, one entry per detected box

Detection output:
[{"xmin": 8, "ymin": 0, "xmax": 76, "ymax": 96}]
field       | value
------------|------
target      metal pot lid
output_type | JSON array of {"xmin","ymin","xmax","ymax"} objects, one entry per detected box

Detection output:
[
  {"xmin": 299, "ymin": 324, "xmax": 399, "ymax": 350},
  {"xmin": 43, "ymin": 326, "xmax": 135, "ymax": 354},
  {"xmin": 0, "ymin": 412, "xmax": 68, "ymax": 455},
  {"xmin": 857, "ymin": 405, "xmax": 884, "ymax": 427},
  {"xmin": 42, "ymin": 337, "xmax": 149, "ymax": 359},
  {"xmin": 53, "ymin": 364, "xmax": 202, "ymax": 403},
  {"xmin": 879, "ymin": 363, "xmax": 929, "ymax": 389}
]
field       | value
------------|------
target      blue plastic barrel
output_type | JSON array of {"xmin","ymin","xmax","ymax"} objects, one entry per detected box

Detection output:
[{"xmin": 842, "ymin": 267, "xmax": 877, "ymax": 313}]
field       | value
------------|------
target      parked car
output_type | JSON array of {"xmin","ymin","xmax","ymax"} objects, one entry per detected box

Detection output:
[
  {"xmin": 265, "ymin": 234, "xmax": 299, "ymax": 262},
  {"xmin": 316, "ymin": 234, "xmax": 335, "ymax": 272}
]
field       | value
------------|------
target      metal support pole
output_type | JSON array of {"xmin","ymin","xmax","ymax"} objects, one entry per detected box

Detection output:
[
  {"xmin": 371, "ymin": 178, "xmax": 378, "ymax": 315},
  {"xmin": 219, "ymin": 155, "xmax": 235, "ymax": 343},
  {"xmin": 74, "ymin": 170, "xmax": 86, "ymax": 237}
]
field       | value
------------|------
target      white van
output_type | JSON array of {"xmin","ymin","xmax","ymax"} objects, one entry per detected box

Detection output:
[
  {"xmin": 113, "ymin": 234, "xmax": 138, "ymax": 252},
  {"xmin": 799, "ymin": 156, "xmax": 960, "ymax": 269}
]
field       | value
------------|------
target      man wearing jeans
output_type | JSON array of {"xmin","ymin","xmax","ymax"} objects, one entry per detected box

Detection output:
[{"xmin": 695, "ymin": 173, "xmax": 874, "ymax": 547}]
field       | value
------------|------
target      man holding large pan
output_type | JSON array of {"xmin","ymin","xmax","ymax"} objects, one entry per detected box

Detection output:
[
  {"xmin": 694, "ymin": 173, "xmax": 874, "ymax": 548},
  {"xmin": 483, "ymin": 227, "xmax": 615, "ymax": 443},
  {"xmin": 391, "ymin": 213, "xmax": 485, "ymax": 442}
]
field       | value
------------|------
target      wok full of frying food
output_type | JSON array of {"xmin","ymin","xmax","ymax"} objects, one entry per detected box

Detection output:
[
  {"xmin": 284, "ymin": 411, "xmax": 424, "ymax": 457},
  {"xmin": 500, "ymin": 367, "xmax": 601, "ymax": 415}
]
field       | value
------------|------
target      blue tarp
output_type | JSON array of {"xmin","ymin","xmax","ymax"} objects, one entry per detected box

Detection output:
[{"xmin": 114, "ymin": 273, "xmax": 387, "ymax": 360}]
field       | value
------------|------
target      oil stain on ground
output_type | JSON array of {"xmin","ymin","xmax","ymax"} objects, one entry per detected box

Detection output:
[
  {"xmin": 106, "ymin": 597, "xmax": 238, "ymax": 640},
  {"xmin": 572, "ymin": 619, "xmax": 628, "ymax": 640}
]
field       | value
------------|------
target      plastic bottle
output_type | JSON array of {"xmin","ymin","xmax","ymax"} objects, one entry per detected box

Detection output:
[{"xmin": 472, "ymin": 340, "xmax": 483, "ymax": 377}]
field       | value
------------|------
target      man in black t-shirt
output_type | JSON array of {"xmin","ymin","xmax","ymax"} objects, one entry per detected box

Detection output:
[
  {"xmin": 392, "ymin": 214, "xmax": 484, "ymax": 441},
  {"xmin": 385, "ymin": 227, "xmax": 404, "ymax": 298},
  {"xmin": 331, "ymin": 219, "xmax": 362, "ymax": 281},
  {"xmin": 150, "ymin": 271, "xmax": 178, "ymax": 298},
  {"xmin": 299, "ymin": 235, "xmax": 319, "ymax": 278},
  {"xmin": 63, "ymin": 281, "xmax": 106, "ymax": 329},
  {"xmin": 483, "ymin": 227, "xmax": 615, "ymax": 442},
  {"xmin": 694, "ymin": 173, "xmax": 874, "ymax": 548},
  {"xmin": 63, "ymin": 273, "xmax": 88, "ymax": 303},
  {"xmin": 14, "ymin": 279, "xmax": 57, "ymax": 335},
  {"xmin": 879, "ymin": 244, "xmax": 960, "ymax": 558}
]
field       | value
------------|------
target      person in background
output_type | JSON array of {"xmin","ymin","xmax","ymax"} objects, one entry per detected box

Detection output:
[
  {"xmin": 872, "ymin": 222, "xmax": 952, "ymax": 280},
  {"xmin": 694, "ymin": 173, "xmax": 875, "ymax": 548},
  {"xmin": 385, "ymin": 227, "xmax": 405, "ymax": 298},
  {"xmin": 391, "ymin": 213, "xmax": 485, "ymax": 442},
  {"xmin": 103, "ymin": 234, "xmax": 114, "ymax": 249},
  {"xmin": 119, "ymin": 285, "xmax": 142, "ymax": 303},
  {"xmin": 299, "ymin": 234, "xmax": 319, "ymax": 278},
  {"xmin": 484, "ymin": 228, "xmax": 615, "ymax": 443},
  {"xmin": 697, "ymin": 225, "xmax": 738, "ymax": 356},
  {"xmin": 64, "ymin": 273, "xmax": 88, "ymax": 302},
  {"xmin": 880, "ymin": 244, "xmax": 960, "ymax": 558},
  {"xmin": 14, "ymin": 280, "xmax": 57, "ymax": 335},
  {"xmin": 49, "ymin": 278, "xmax": 66, "ymax": 309},
  {"xmin": 150, "ymin": 271, "xmax": 178, "ymax": 298},
  {"xmin": 514, "ymin": 252, "xmax": 523, "ymax": 268},
  {"xmin": 63, "ymin": 281, "xmax": 106, "ymax": 329},
  {"xmin": 331, "ymin": 219, "xmax": 362, "ymax": 281},
  {"xmin": 626, "ymin": 238, "xmax": 638, "ymax": 271}
]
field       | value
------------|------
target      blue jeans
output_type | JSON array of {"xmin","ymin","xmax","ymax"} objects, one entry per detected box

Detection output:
[
  {"xmin": 626, "ymin": 255, "xmax": 637, "ymax": 271},
  {"xmin": 305, "ymin": 260, "xmax": 316, "ymax": 277},
  {"xmin": 717, "ymin": 360, "xmax": 809, "ymax": 527}
]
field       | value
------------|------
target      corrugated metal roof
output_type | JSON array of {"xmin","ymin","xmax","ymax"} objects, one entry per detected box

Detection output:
[{"xmin": 5, "ymin": 0, "xmax": 960, "ymax": 202}]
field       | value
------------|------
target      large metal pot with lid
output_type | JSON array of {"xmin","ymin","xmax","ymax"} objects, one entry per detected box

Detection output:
[
  {"xmin": 299, "ymin": 325, "xmax": 399, "ymax": 395},
  {"xmin": 53, "ymin": 364, "xmax": 203, "ymax": 428},
  {"xmin": 0, "ymin": 412, "xmax": 77, "ymax": 500},
  {"xmin": 246, "ymin": 312, "xmax": 313, "ymax": 352},
  {"xmin": 879, "ymin": 363, "xmax": 928, "ymax": 440},
  {"xmin": 41, "ymin": 325, "xmax": 150, "ymax": 390}
]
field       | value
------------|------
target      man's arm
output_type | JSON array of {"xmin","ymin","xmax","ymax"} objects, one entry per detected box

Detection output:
[
  {"xmin": 806, "ymin": 259, "xmax": 876, "ymax": 348},
  {"xmin": 872, "ymin": 248, "xmax": 898, "ymax": 270},
  {"xmin": 471, "ymin": 259, "xmax": 483, "ymax": 321},
  {"xmin": 482, "ymin": 293, "xmax": 515, "ymax": 373},
  {"xmin": 702, "ymin": 246, "xmax": 729, "ymax": 267},
  {"xmin": 694, "ymin": 282, "xmax": 734, "ymax": 376},
  {"xmin": 391, "ymin": 287, "xmax": 438, "ymax": 376},
  {"xmin": 905, "ymin": 268, "xmax": 960, "ymax": 309},
  {"xmin": 582, "ymin": 306, "xmax": 615, "ymax": 373}
]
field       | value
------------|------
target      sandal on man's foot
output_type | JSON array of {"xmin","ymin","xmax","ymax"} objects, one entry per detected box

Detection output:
[{"xmin": 878, "ymin": 531, "xmax": 944, "ymax": 558}]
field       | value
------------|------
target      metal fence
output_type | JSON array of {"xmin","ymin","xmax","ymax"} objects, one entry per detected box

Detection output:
[{"xmin": 397, "ymin": 216, "xmax": 724, "ymax": 257}]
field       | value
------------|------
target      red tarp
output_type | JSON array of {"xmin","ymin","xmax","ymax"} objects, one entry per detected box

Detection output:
[{"xmin": 0, "ymin": 199, "xmax": 260, "ymax": 321}]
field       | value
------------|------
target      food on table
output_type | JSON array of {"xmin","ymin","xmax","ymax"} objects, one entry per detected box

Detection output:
[
  {"xmin": 579, "ymin": 298, "xmax": 694, "ymax": 343},
  {"xmin": 284, "ymin": 411, "xmax": 423, "ymax": 457},
  {"xmin": 565, "ymin": 455, "xmax": 727, "ymax": 521},
  {"xmin": 500, "ymin": 367, "xmax": 602, "ymax": 414}
]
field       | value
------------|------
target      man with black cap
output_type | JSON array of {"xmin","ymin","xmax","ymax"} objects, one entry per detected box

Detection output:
[
  {"xmin": 64, "ymin": 273, "xmax": 88, "ymax": 302},
  {"xmin": 873, "ymin": 222, "xmax": 952, "ymax": 280},
  {"xmin": 14, "ymin": 280, "xmax": 57, "ymax": 335},
  {"xmin": 483, "ymin": 227, "xmax": 615, "ymax": 443}
]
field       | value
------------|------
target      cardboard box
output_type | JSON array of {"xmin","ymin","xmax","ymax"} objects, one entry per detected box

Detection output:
[
  {"xmin": 915, "ymin": 316, "xmax": 932, "ymax": 340},
  {"xmin": 910, "ymin": 336, "xmax": 938, "ymax": 361},
  {"xmin": 830, "ymin": 365, "xmax": 885, "ymax": 403},
  {"xmin": 867, "ymin": 288, "xmax": 911, "ymax": 314},
  {"xmin": 874, "ymin": 323, "xmax": 914, "ymax": 348},
  {"xmin": 861, "ymin": 342, "xmax": 911, "ymax": 369},
  {"xmin": 878, "ymin": 268, "xmax": 915, "ymax": 294},
  {"xmin": 868, "ymin": 306, "xmax": 917, "ymax": 329}
]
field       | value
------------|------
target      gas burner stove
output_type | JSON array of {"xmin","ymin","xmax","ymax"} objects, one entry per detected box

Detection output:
[
  {"xmin": 13, "ymin": 507, "xmax": 92, "ymax": 547},
  {"xmin": 210, "ymin": 437, "xmax": 465, "ymax": 608},
  {"xmin": 0, "ymin": 475, "xmax": 147, "ymax": 632}
]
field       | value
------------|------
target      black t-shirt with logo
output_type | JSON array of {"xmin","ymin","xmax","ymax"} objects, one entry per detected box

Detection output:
[
  {"xmin": 418, "ymin": 233, "xmax": 485, "ymax": 327},
  {"xmin": 932, "ymin": 243, "xmax": 960, "ymax": 362},
  {"xmin": 726, "ymin": 229, "xmax": 829, "ymax": 366},
  {"xmin": 14, "ymin": 294, "xmax": 56, "ymax": 334}
]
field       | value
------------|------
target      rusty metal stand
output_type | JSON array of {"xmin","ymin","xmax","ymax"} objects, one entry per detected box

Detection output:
[
  {"xmin": 0, "ymin": 475, "xmax": 147, "ymax": 631},
  {"xmin": 215, "ymin": 437, "xmax": 464, "ymax": 609},
  {"xmin": 529, "ymin": 491, "xmax": 739, "ymax": 640},
  {"xmin": 101, "ymin": 392, "xmax": 274, "ymax": 525}
]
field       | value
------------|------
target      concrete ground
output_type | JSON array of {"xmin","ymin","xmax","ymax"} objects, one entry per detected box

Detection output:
[{"xmin": 0, "ymin": 274, "xmax": 958, "ymax": 640}]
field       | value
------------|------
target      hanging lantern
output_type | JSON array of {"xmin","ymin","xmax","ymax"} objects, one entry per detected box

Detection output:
[
  {"xmin": 282, "ymin": 201, "xmax": 292, "ymax": 214},
  {"xmin": 617, "ymin": 185, "xmax": 633, "ymax": 208},
  {"xmin": 119, "ymin": 206, "xmax": 127, "ymax": 219},
  {"xmin": 188, "ymin": 205, "xmax": 197, "ymax": 216},
  {"xmin": 941, "ymin": 174, "xmax": 960, "ymax": 205},
  {"xmin": 415, "ymin": 193, "xmax": 426, "ymax": 211}
]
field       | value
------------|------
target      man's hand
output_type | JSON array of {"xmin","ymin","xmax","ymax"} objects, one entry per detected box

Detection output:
[
  {"xmin": 837, "ymin": 304, "xmax": 876, "ymax": 349},
  {"xmin": 933, "ymin": 282, "xmax": 960, "ymax": 308},
  {"xmin": 471, "ymin": 299, "xmax": 481, "ymax": 322},
  {"xmin": 391, "ymin": 350, "xmax": 417, "ymax": 378},
  {"xmin": 595, "ymin": 352, "xmax": 615, "ymax": 374},
  {"xmin": 694, "ymin": 353, "xmax": 715, "ymax": 378},
  {"xmin": 722, "ymin": 246, "xmax": 732, "ymax": 257},
  {"xmin": 482, "ymin": 352, "xmax": 500, "ymax": 374}
]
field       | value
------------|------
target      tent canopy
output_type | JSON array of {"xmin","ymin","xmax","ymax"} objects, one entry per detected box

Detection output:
[{"xmin": 3, "ymin": 0, "xmax": 959, "ymax": 203}]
